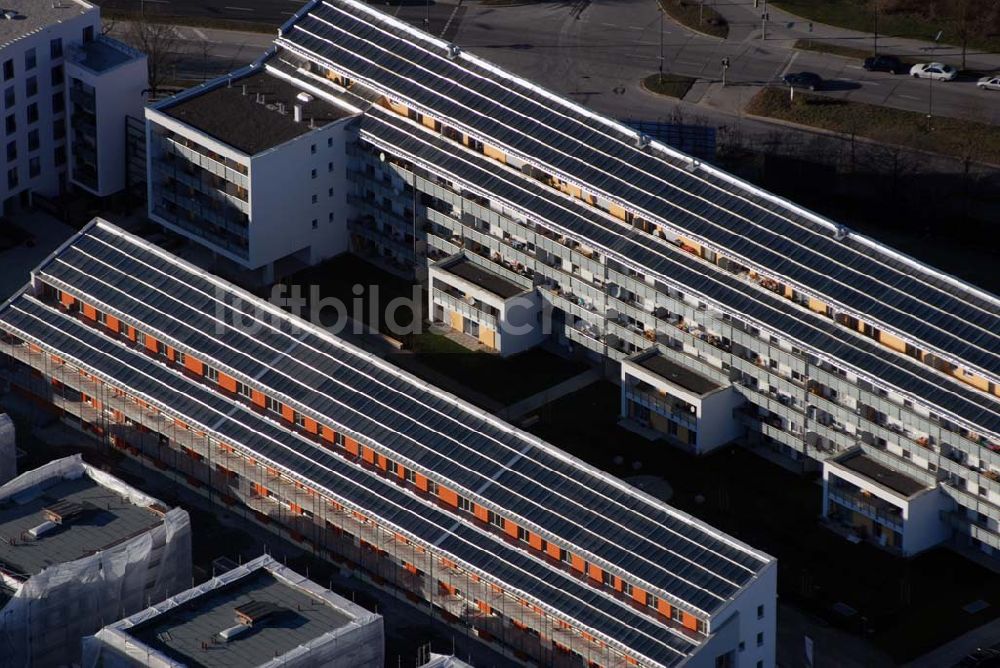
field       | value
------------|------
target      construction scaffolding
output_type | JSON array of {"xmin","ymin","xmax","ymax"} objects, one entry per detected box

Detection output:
[
  {"xmin": 0, "ymin": 454, "xmax": 192, "ymax": 668},
  {"xmin": 0, "ymin": 339, "xmax": 639, "ymax": 668}
]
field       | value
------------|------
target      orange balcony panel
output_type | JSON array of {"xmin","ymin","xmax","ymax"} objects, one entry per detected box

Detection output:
[
  {"xmin": 345, "ymin": 437, "xmax": 360, "ymax": 456},
  {"xmin": 81, "ymin": 303, "xmax": 97, "ymax": 320},
  {"xmin": 320, "ymin": 425, "xmax": 335, "ymax": 443},
  {"xmin": 474, "ymin": 505, "xmax": 490, "ymax": 523},
  {"xmin": 414, "ymin": 472, "xmax": 429, "ymax": 491},
  {"xmin": 361, "ymin": 447, "xmax": 376, "ymax": 465},
  {"xmin": 588, "ymin": 564, "xmax": 603, "ymax": 584},
  {"xmin": 303, "ymin": 417, "xmax": 319, "ymax": 434},
  {"xmin": 528, "ymin": 533, "xmax": 544, "ymax": 550},
  {"xmin": 439, "ymin": 486, "xmax": 459, "ymax": 507},
  {"xmin": 377, "ymin": 455, "xmax": 388, "ymax": 471},
  {"xmin": 218, "ymin": 372, "xmax": 238, "ymax": 393},
  {"xmin": 505, "ymin": 520, "xmax": 519, "ymax": 540},
  {"xmin": 657, "ymin": 599, "xmax": 671, "ymax": 618},
  {"xmin": 59, "ymin": 292, "xmax": 76, "ymax": 309},
  {"xmin": 105, "ymin": 315, "xmax": 120, "ymax": 333},
  {"xmin": 145, "ymin": 335, "xmax": 159, "ymax": 354},
  {"xmin": 570, "ymin": 554, "xmax": 586, "ymax": 574},
  {"xmin": 546, "ymin": 542, "xmax": 562, "ymax": 560},
  {"xmin": 682, "ymin": 612, "xmax": 699, "ymax": 631},
  {"xmin": 250, "ymin": 389, "xmax": 266, "ymax": 407},
  {"xmin": 184, "ymin": 355, "xmax": 204, "ymax": 376},
  {"xmin": 281, "ymin": 404, "xmax": 295, "ymax": 423},
  {"xmin": 632, "ymin": 587, "xmax": 647, "ymax": 606}
]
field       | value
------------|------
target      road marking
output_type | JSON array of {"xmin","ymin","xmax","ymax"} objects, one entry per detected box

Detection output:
[
  {"xmin": 897, "ymin": 94, "xmax": 922, "ymax": 100},
  {"xmin": 192, "ymin": 28, "xmax": 207, "ymax": 40},
  {"xmin": 224, "ymin": 6, "xmax": 254, "ymax": 11},
  {"xmin": 440, "ymin": 2, "xmax": 462, "ymax": 38},
  {"xmin": 777, "ymin": 51, "xmax": 799, "ymax": 79},
  {"xmin": 846, "ymin": 65, "xmax": 863, "ymax": 70}
]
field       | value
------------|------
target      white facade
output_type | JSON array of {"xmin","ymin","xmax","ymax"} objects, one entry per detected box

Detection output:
[
  {"xmin": 428, "ymin": 253, "xmax": 543, "ymax": 356},
  {"xmin": 65, "ymin": 35, "xmax": 148, "ymax": 196},
  {"xmin": 621, "ymin": 350, "xmax": 744, "ymax": 454},
  {"xmin": 145, "ymin": 64, "xmax": 356, "ymax": 283},
  {"xmin": 0, "ymin": 454, "xmax": 192, "ymax": 668},
  {"xmin": 823, "ymin": 450, "xmax": 952, "ymax": 556},
  {"xmin": 0, "ymin": 1, "xmax": 100, "ymax": 213}
]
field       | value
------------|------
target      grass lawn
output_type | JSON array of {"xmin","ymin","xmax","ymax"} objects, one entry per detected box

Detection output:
[
  {"xmin": 772, "ymin": 0, "xmax": 1000, "ymax": 53},
  {"xmin": 284, "ymin": 254, "xmax": 422, "ymax": 338},
  {"xmin": 659, "ymin": 0, "xmax": 729, "ymax": 39},
  {"xmin": 390, "ymin": 337, "xmax": 587, "ymax": 406},
  {"xmin": 642, "ymin": 73, "xmax": 697, "ymax": 99},
  {"xmin": 528, "ymin": 381, "xmax": 1000, "ymax": 662},
  {"xmin": 746, "ymin": 87, "xmax": 1000, "ymax": 164},
  {"xmin": 794, "ymin": 38, "xmax": 877, "ymax": 61}
]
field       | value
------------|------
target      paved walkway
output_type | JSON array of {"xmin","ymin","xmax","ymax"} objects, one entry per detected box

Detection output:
[{"xmin": 905, "ymin": 615, "xmax": 1000, "ymax": 668}]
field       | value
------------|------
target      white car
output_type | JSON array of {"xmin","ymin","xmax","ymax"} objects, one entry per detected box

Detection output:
[
  {"xmin": 978, "ymin": 75, "xmax": 1000, "ymax": 90},
  {"xmin": 909, "ymin": 62, "xmax": 957, "ymax": 81}
]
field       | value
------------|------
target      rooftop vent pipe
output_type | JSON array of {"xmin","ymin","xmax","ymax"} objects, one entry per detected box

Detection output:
[{"xmin": 294, "ymin": 104, "xmax": 303, "ymax": 123}]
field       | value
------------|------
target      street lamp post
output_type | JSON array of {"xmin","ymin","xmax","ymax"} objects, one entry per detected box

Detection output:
[
  {"xmin": 659, "ymin": 5, "xmax": 665, "ymax": 85},
  {"xmin": 721, "ymin": 56, "xmax": 730, "ymax": 87},
  {"xmin": 873, "ymin": 0, "xmax": 879, "ymax": 55}
]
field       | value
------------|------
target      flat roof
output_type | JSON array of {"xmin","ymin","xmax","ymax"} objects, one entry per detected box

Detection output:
[
  {"xmin": 437, "ymin": 256, "xmax": 526, "ymax": 299},
  {"xmin": 68, "ymin": 36, "xmax": 140, "ymax": 73},
  {"xmin": 836, "ymin": 452, "xmax": 927, "ymax": 498},
  {"xmin": 634, "ymin": 352, "xmax": 722, "ymax": 397},
  {"xmin": 0, "ymin": 0, "xmax": 91, "ymax": 50},
  {"xmin": 162, "ymin": 67, "xmax": 353, "ymax": 155},
  {"xmin": 127, "ymin": 569, "xmax": 358, "ymax": 667},
  {"xmin": 277, "ymin": 0, "xmax": 1000, "ymax": 387},
  {"xmin": 0, "ymin": 476, "xmax": 163, "ymax": 581}
]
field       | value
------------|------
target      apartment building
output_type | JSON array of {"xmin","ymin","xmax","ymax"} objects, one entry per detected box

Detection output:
[
  {"xmin": 83, "ymin": 554, "xmax": 384, "ymax": 668},
  {"xmin": 0, "ymin": 0, "xmax": 146, "ymax": 212},
  {"xmin": 0, "ymin": 454, "xmax": 191, "ymax": 667},
  {"xmin": 145, "ymin": 59, "xmax": 358, "ymax": 283},
  {"xmin": 0, "ymin": 219, "xmax": 777, "ymax": 668}
]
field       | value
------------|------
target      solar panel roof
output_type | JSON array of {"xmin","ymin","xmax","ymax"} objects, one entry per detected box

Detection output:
[
  {"xmin": 0, "ymin": 291, "xmax": 706, "ymax": 668},
  {"xmin": 31, "ymin": 222, "xmax": 770, "ymax": 622},
  {"xmin": 274, "ymin": 0, "xmax": 1000, "ymax": 384},
  {"xmin": 346, "ymin": 106, "xmax": 1000, "ymax": 439}
]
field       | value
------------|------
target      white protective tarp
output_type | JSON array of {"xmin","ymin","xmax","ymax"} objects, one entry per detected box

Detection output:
[
  {"xmin": 82, "ymin": 555, "xmax": 383, "ymax": 668},
  {"xmin": 0, "ymin": 455, "xmax": 191, "ymax": 668}
]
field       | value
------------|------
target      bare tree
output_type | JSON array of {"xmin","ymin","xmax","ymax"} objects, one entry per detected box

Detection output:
[{"xmin": 121, "ymin": 15, "xmax": 180, "ymax": 95}]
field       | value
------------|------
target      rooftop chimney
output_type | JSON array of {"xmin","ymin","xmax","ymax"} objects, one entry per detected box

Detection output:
[{"xmin": 294, "ymin": 104, "xmax": 303, "ymax": 123}]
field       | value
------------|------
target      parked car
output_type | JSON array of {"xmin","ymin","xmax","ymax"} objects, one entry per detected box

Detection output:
[
  {"xmin": 977, "ymin": 74, "xmax": 1000, "ymax": 90},
  {"xmin": 781, "ymin": 72, "xmax": 823, "ymax": 91},
  {"xmin": 957, "ymin": 647, "xmax": 1000, "ymax": 667},
  {"xmin": 863, "ymin": 54, "xmax": 905, "ymax": 74},
  {"xmin": 909, "ymin": 62, "xmax": 957, "ymax": 80}
]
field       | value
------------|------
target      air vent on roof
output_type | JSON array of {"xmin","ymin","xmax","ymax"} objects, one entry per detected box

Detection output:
[
  {"xmin": 635, "ymin": 134, "xmax": 651, "ymax": 150},
  {"xmin": 28, "ymin": 521, "xmax": 57, "ymax": 539},
  {"xmin": 296, "ymin": 92, "xmax": 313, "ymax": 103},
  {"xmin": 834, "ymin": 225, "xmax": 849, "ymax": 241},
  {"xmin": 447, "ymin": 44, "xmax": 461, "ymax": 60},
  {"xmin": 218, "ymin": 624, "xmax": 251, "ymax": 642},
  {"xmin": 685, "ymin": 159, "xmax": 701, "ymax": 172}
]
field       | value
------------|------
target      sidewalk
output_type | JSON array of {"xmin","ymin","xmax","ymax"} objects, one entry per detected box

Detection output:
[{"xmin": 708, "ymin": 0, "xmax": 1000, "ymax": 70}]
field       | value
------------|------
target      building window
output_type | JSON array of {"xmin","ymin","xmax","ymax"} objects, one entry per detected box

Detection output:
[
  {"xmin": 426, "ymin": 479, "xmax": 439, "ymax": 495},
  {"xmin": 697, "ymin": 618, "xmax": 707, "ymax": 634},
  {"xmin": 24, "ymin": 48, "xmax": 35, "ymax": 71},
  {"xmin": 54, "ymin": 145, "xmax": 65, "ymax": 166},
  {"xmin": 294, "ymin": 412, "xmax": 306, "ymax": 428},
  {"xmin": 135, "ymin": 331, "xmax": 146, "ymax": 346},
  {"xmin": 405, "ymin": 468, "xmax": 417, "ymax": 484},
  {"xmin": 53, "ymin": 119, "xmax": 65, "ymax": 140},
  {"xmin": 457, "ymin": 496, "xmax": 472, "ymax": 513},
  {"xmin": 28, "ymin": 157, "xmax": 39, "ymax": 178},
  {"xmin": 386, "ymin": 459, "xmax": 398, "ymax": 475},
  {"xmin": 311, "ymin": 168, "xmax": 317, "ymax": 179},
  {"xmin": 26, "ymin": 103, "xmax": 37, "ymax": 124},
  {"xmin": 5, "ymin": 141, "xmax": 14, "ymax": 161},
  {"xmin": 559, "ymin": 548, "xmax": 570, "ymax": 564},
  {"xmin": 83, "ymin": 26, "xmax": 94, "ymax": 43},
  {"xmin": 175, "ymin": 350, "xmax": 186, "ymax": 366},
  {"xmin": 621, "ymin": 581, "xmax": 633, "ymax": 596},
  {"xmin": 756, "ymin": 632, "xmax": 763, "ymax": 647},
  {"xmin": 327, "ymin": 137, "xmax": 333, "ymax": 147},
  {"xmin": 205, "ymin": 366, "xmax": 219, "ymax": 382},
  {"xmin": 757, "ymin": 604, "xmax": 764, "ymax": 619},
  {"xmin": 310, "ymin": 143, "xmax": 316, "ymax": 154},
  {"xmin": 328, "ymin": 187, "xmax": 333, "ymax": 197},
  {"xmin": 517, "ymin": 526, "xmax": 529, "ymax": 542},
  {"xmin": 26, "ymin": 76, "xmax": 37, "ymax": 98},
  {"xmin": 265, "ymin": 396, "xmax": 282, "ymax": 413},
  {"xmin": 27, "ymin": 129, "xmax": 38, "ymax": 151},
  {"xmin": 51, "ymin": 65, "xmax": 63, "ymax": 87},
  {"xmin": 328, "ymin": 161, "xmax": 333, "ymax": 172},
  {"xmin": 671, "ymin": 607, "xmax": 683, "ymax": 623},
  {"xmin": 601, "ymin": 570, "xmax": 613, "ymax": 587},
  {"xmin": 52, "ymin": 91, "xmax": 63, "ymax": 114},
  {"xmin": 647, "ymin": 593, "xmax": 659, "ymax": 609},
  {"xmin": 311, "ymin": 219, "xmax": 318, "ymax": 229},
  {"xmin": 2, "ymin": 60, "xmax": 12, "ymax": 81},
  {"xmin": 311, "ymin": 194, "xmax": 318, "ymax": 204},
  {"xmin": 235, "ymin": 381, "xmax": 252, "ymax": 399},
  {"xmin": 96, "ymin": 310, "xmax": 107, "ymax": 325},
  {"xmin": 328, "ymin": 212, "xmax": 334, "ymax": 223},
  {"xmin": 50, "ymin": 38, "xmax": 63, "ymax": 59},
  {"xmin": 6, "ymin": 167, "xmax": 15, "ymax": 189},
  {"xmin": 487, "ymin": 510, "xmax": 505, "ymax": 529},
  {"xmin": 5, "ymin": 114, "xmax": 14, "ymax": 134},
  {"xmin": 4, "ymin": 87, "xmax": 13, "ymax": 108}
]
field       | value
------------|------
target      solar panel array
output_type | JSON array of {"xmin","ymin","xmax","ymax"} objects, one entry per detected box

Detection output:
[
  {"xmin": 276, "ymin": 0, "xmax": 1000, "ymax": 384},
  {"xmin": 0, "ymin": 293, "xmax": 699, "ymax": 668},
  {"xmin": 347, "ymin": 105, "xmax": 1000, "ymax": 438},
  {"xmin": 32, "ymin": 223, "xmax": 770, "ymax": 623}
]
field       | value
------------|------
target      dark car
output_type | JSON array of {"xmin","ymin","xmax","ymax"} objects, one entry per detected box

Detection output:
[
  {"xmin": 782, "ymin": 72, "xmax": 823, "ymax": 91},
  {"xmin": 863, "ymin": 54, "xmax": 905, "ymax": 74},
  {"xmin": 958, "ymin": 648, "xmax": 1000, "ymax": 668}
]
